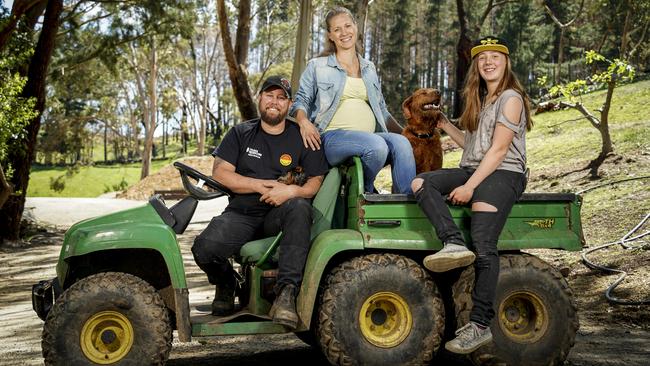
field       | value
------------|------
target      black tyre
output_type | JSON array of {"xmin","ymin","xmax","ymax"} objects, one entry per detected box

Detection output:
[
  {"xmin": 317, "ymin": 253, "xmax": 445, "ymax": 365},
  {"xmin": 452, "ymin": 253, "xmax": 579, "ymax": 366},
  {"xmin": 42, "ymin": 272, "xmax": 172, "ymax": 365}
]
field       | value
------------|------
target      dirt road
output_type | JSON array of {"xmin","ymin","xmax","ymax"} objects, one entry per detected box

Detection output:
[{"xmin": 1, "ymin": 226, "xmax": 649, "ymax": 365}]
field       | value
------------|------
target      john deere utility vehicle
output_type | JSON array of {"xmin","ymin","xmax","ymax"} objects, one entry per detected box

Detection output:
[{"xmin": 33, "ymin": 158, "xmax": 582, "ymax": 365}]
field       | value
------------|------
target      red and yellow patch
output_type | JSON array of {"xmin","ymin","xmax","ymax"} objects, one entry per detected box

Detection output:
[{"xmin": 279, "ymin": 153, "xmax": 292, "ymax": 166}]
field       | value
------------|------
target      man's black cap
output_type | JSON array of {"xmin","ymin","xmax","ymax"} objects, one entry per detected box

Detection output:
[
  {"xmin": 259, "ymin": 75, "xmax": 292, "ymax": 98},
  {"xmin": 471, "ymin": 36, "xmax": 510, "ymax": 58}
]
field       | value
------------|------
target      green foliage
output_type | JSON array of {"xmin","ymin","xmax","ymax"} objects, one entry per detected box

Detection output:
[
  {"xmin": 104, "ymin": 177, "xmax": 129, "ymax": 193},
  {"xmin": 545, "ymin": 51, "xmax": 635, "ymax": 103},
  {"xmin": 0, "ymin": 42, "xmax": 37, "ymax": 169},
  {"xmin": 49, "ymin": 175, "xmax": 66, "ymax": 193}
]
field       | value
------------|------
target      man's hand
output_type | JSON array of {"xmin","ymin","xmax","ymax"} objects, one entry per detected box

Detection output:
[
  {"xmin": 253, "ymin": 179, "xmax": 280, "ymax": 195},
  {"xmin": 448, "ymin": 185, "xmax": 474, "ymax": 205},
  {"xmin": 260, "ymin": 183, "xmax": 297, "ymax": 206}
]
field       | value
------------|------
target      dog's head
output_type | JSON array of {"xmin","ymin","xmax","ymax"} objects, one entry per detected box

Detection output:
[
  {"xmin": 277, "ymin": 166, "xmax": 308, "ymax": 186},
  {"xmin": 402, "ymin": 88, "xmax": 442, "ymax": 125}
]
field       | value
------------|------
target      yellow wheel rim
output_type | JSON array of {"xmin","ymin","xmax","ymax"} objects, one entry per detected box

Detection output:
[
  {"xmin": 499, "ymin": 291, "xmax": 549, "ymax": 343},
  {"xmin": 80, "ymin": 311, "xmax": 134, "ymax": 364},
  {"xmin": 359, "ymin": 292, "xmax": 412, "ymax": 348}
]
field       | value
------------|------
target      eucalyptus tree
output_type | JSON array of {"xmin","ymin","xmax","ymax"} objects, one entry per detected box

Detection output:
[
  {"xmin": 0, "ymin": 0, "xmax": 195, "ymax": 242},
  {"xmin": 0, "ymin": 0, "xmax": 62, "ymax": 243},
  {"xmin": 217, "ymin": 0, "xmax": 258, "ymax": 121}
]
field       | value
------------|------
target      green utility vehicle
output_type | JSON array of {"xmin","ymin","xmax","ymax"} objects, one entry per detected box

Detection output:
[{"xmin": 33, "ymin": 158, "xmax": 582, "ymax": 366}]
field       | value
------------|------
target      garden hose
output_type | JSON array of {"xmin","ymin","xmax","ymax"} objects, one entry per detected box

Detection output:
[{"xmin": 578, "ymin": 174, "xmax": 650, "ymax": 305}]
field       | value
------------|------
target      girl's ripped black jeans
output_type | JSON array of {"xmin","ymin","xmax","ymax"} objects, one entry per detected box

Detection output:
[{"xmin": 414, "ymin": 168, "xmax": 526, "ymax": 326}]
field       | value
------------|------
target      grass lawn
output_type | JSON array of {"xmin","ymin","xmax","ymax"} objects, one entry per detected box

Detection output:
[{"xmin": 27, "ymin": 159, "xmax": 174, "ymax": 197}]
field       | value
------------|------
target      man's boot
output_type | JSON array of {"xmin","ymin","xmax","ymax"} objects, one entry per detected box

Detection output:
[
  {"xmin": 269, "ymin": 284, "xmax": 299, "ymax": 330},
  {"xmin": 211, "ymin": 280, "xmax": 235, "ymax": 316}
]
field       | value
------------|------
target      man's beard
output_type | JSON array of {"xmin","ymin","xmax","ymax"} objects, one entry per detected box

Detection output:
[{"xmin": 260, "ymin": 108, "xmax": 287, "ymax": 126}]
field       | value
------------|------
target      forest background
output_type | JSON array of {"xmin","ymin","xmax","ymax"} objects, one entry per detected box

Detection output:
[{"xmin": 0, "ymin": 0, "xmax": 648, "ymax": 243}]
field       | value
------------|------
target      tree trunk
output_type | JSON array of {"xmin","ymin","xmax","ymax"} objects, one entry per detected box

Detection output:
[
  {"xmin": 0, "ymin": 0, "xmax": 46, "ymax": 52},
  {"xmin": 291, "ymin": 0, "xmax": 313, "ymax": 94},
  {"xmin": 588, "ymin": 97, "xmax": 613, "ymax": 177},
  {"xmin": 0, "ymin": 166, "xmax": 12, "ymax": 209},
  {"xmin": 555, "ymin": 27, "xmax": 565, "ymax": 84},
  {"xmin": 104, "ymin": 122, "xmax": 108, "ymax": 162},
  {"xmin": 140, "ymin": 38, "xmax": 158, "ymax": 180},
  {"xmin": 217, "ymin": 0, "xmax": 258, "ymax": 121},
  {"xmin": 454, "ymin": 0, "xmax": 472, "ymax": 118},
  {"xmin": 0, "ymin": 0, "xmax": 63, "ymax": 243}
]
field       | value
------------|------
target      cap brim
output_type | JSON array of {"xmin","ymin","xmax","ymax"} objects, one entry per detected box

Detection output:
[{"xmin": 471, "ymin": 44, "xmax": 509, "ymax": 58}]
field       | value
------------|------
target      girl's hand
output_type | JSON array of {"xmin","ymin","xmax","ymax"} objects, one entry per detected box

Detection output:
[
  {"xmin": 448, "ymin": 185, "xmax": 474, "ymax": 205},
  {"xmin": 298, "ymin": 117, "xmax": 321, "ymax": 151},
  {"xmin": 436, "ymin": 112, "xmax": 450, "ymax": 129}
]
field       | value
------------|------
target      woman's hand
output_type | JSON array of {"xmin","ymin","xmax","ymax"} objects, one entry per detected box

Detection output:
[
  {"xmin": 297, "ymin": 115, "xmax": 321, "ymax": 151},
  {"xmin": 448, "ymin": 185, "xmax": 474, "ymax": 205}
]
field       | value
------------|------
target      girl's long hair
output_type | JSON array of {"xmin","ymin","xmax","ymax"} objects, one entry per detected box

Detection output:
[
  {"xmin": 458, "ymin": 55, "xmax": 533, "ymax": 132},
  {"xmin": 319, "ymin": 6, "xmax": 362, "ymax": 57}
]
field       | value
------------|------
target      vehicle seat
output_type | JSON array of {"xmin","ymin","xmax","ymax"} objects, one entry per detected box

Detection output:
[{"xmin": 238, "ymin": 167, "xmax": 342, "ymax": 264}]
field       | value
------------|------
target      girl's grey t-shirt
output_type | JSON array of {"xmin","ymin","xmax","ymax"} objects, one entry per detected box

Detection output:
[{"xmin": 459, "ymin": 89, "xmax": 527, "ymax": 173}]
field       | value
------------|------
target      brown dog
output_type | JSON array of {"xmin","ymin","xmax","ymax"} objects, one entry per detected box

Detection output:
[
  {"xmin": 277, "ymin": 166, "xmax": 307, "ymax": 186},
  {"xmin": 402, "ymin": 88, "xmax": 444, "ymax": 174}
]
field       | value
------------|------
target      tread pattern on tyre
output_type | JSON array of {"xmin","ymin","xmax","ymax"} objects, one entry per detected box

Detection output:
[
  {"xmin": 42, "ymin": 272, "xmax": 172, "ymax": 366},
  {"xmin": 317, "ymin": 253, "xmax": 444, "ymax": 366},
  {"xmin": 452, "ymin": 253, "xmax": 579, "ymax": 366}
]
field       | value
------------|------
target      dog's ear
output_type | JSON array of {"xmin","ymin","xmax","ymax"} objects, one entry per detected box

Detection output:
[{"xmin": 402, "ymin": 95, "xmax": 413, "ymax": 119}]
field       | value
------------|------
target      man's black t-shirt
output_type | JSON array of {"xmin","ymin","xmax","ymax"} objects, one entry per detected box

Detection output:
[{"xmin": 213, "ymin": 119, "xmax": 329, "ymax": 216}]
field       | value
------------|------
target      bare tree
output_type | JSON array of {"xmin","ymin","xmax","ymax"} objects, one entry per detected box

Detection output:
[{"xmin": 544, "ymin": 0, "xmax": 585, "ymax": 84}]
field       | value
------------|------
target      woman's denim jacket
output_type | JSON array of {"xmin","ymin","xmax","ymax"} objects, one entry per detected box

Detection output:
[{"xmin": 291, "ymin": 54, "xmax": 392, "ymax": 133}]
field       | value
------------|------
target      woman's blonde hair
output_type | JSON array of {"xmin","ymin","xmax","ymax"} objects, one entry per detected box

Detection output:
[
  {"xmin": 319, "ymin": 6, "xmax": 362, "ymax": 57},
  {"xmin": 458, "ymin": 54, "xmax": 533, "ymax": 132}
]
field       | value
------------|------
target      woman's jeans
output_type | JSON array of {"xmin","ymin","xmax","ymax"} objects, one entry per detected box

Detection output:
[
  {"xmin": 414, "ymin": 168, "xmax": 526, "ymax": 326},
  {"xmin": 322, "ymin": 130, "xmax": 416, "ymax": 194}
]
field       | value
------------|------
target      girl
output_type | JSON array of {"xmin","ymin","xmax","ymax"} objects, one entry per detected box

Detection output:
[{"xmin": 411, "ymin": 36, "xmax": 533, "ymax": 354}]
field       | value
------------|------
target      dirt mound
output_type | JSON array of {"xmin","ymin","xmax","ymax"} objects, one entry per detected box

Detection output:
[{"xmin": 117, "ymin": 156, "xmax": 214, "ymax": 200}]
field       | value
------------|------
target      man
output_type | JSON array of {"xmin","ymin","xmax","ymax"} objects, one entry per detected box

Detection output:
[{"xmin": 192, "ymin": 76, "xmax": 328, "ymax": 330}]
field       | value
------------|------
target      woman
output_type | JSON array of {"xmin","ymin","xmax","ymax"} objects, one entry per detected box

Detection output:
[
  {"xmin": 411, "ymin": 36, "xmax": 532, "ymax": 354},
  {"xmin": 291, "ymin": 6, "xmax": 415, "ymax": 194}
]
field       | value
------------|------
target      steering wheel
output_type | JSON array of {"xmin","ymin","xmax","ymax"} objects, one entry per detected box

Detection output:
[{"xmin": 173, "ymin": 162, "xmax": 232, "ymax": 200}]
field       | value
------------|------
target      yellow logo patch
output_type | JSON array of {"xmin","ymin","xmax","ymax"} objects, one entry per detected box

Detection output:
[
  {"xmin": 279, "ymin": 154, "xmax": 292, "ymax": 166},
  {"xmin": 524, "ymin": 219, "xmax": 555, "ymax": 229},
  {"xmin": 481, "ymin": 38, "xmax": 498, "ymax": 45}
]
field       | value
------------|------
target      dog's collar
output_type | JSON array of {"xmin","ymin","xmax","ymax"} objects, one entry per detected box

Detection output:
[{"xmin": 415, "ymin": 132, "xmax": 435, "ymax": 139}]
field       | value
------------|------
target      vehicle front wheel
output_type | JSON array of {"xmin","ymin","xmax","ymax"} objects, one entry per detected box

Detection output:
[
  {"xmin": 452, "ymin": 253, "xmax": 579, "ymax": 366},
  {"xmin": 42, "ymin": 272, "xmax": 172, "ymax": 365},
  {"xmin": 317, "ymin": 253, "xmax": 445, "ymax": 365}
]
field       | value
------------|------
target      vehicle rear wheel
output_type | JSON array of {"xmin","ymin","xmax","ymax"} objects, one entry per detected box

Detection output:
[
  {"xmin": 42, "ymin": 272, "xmax": 172, "ymax": 365},
  {"xmin": 451, "ymin": 253, "xmax": 579, "ymax": 366},
  {"xmin": 317, "ymin": 253, "xmax": 444, "ymax": 365}
]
